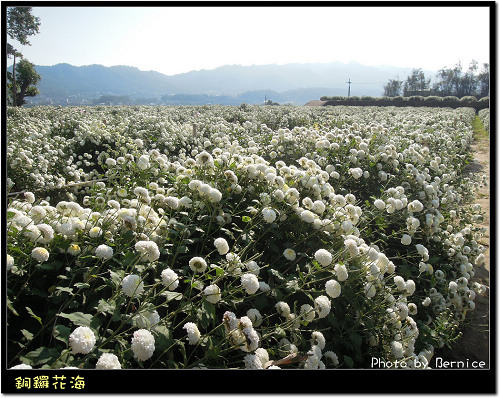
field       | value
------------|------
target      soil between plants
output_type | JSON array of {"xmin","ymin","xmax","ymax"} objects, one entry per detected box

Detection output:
[{"xmin": 435, "ymin": 129, "xmax": 490, "ymax": 369}]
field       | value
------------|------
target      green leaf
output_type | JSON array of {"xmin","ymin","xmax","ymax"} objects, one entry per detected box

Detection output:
[
  {"xmin": 350, "ymin": 332, "xmax": 362, "ymax": 348},
  {"xmin": 52, "ymin": 324, "xmax": 71, "ymax": 344},
  {"xmin": 26, "ymin": 307, "xmax": 42, "ymax": 326},
  {"xmin": 154, "ymin": 325, "xmax": 172, "ymax": 352},
  {"xmin": 24, "ymin": 347, "xmax": 61, "ymax": 366},
  {"xmin": 7, "ymin": 297, "xmax": 19, "ymax": 316},
  {"xmin": 55, "ymin": 286, "xmax": 73, "ymax": 294},
  {"xmin": 74, "ymin": 282, "xmax": 90, "ymax": 289},
  {"xmin": 57, "ymin": 311, "xmax": 101, "ymax": 330},
  {"xmin": 197, "ymin": 300, "xmax": 215, "ymax": 329},
  {"xmin": 38, "ymin": 261, "xmax": 64, "ymax": 271},
  {"xmin": 109, "ymin": 269, "xmax": 125, "ymax": 288},
  {"xmin": 428, "ymin": 256, "xmax": 441, "ymax": 264},
  {"xmin": 343, "ymin": 355, "xmax": 354, "ymax": 368},
  {"xmin": 161, "ymin": 291, "xmax": 183, "ymax": 302},
  {"xmin": 96, "ymin": 298, "xmax": 116, "ymax": 315},
  {"xmin": 21, "ymin": 329, "xmax": 34, "ymax": 341},
  {"xmin": 242, "ymin": 216, "xmax": 251, "ymax": 223},
  {"xmin": 176, "ymin": 246, "xmax": 189, "ymax": 255}
]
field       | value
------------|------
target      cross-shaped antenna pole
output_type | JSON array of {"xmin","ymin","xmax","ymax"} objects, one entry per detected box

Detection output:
[{"xmin": 347, "ymin": 78, "xmax": 352, "ymax": 97}]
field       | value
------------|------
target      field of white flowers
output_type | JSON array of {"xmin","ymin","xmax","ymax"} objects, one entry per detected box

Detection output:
[{"xmin": 6, "ymin": 104, "xmax": 488, "ymax": 370}]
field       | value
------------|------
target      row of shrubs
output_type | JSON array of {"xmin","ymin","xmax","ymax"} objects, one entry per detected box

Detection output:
[
  {"xmin": 320, "ymin": 95, "xmax": 489, "ymax": 103},
  {"xmin": 478, "ymin": 108, "xmax": 490, "ymax": 133}
]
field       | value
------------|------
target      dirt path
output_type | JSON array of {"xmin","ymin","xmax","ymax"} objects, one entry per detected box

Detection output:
[{"xmin": 438, "ymin": 119, "xmax": 490, "ymax": 367}]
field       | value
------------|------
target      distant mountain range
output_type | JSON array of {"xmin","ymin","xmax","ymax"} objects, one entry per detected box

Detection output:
[{"xmin": 14, "ymin": 61, "xmax": 435, "ymax": 106}]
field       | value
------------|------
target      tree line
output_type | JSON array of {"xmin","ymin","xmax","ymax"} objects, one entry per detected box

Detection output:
[
  {"xmin": 383, "ymin": 61, "xmax": 489, "ymax": 98},
  {"xmin": 7, "ymin": 6, "xmax": 42, "ymax": 107}
]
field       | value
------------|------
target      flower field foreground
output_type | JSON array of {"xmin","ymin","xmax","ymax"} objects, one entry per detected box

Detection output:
[{"xmin": 6, "ymin": 105, "xmax": 488, "ymax": 369}]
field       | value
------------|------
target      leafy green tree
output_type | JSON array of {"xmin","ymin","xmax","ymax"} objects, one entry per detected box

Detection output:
[
  {"xmin": 477, "ymin": 63, "xmax": 489, "ymax": 98},
  {"xmin": 8, "ymin": 58, "xmax": 41, "ymax": 106},
  {"xmin": 383, "ymin": 79, "xmax": 403, "ymax": 97},
  {"xmin": 432, "ymin": 61, "xmax": 482, "ymax": 98},
  {"xmin": 7, "ymin": 6, "xmax": 41, "ymax": 106},
  {"xmin": 403, "ymin": 69, "xmax": 430, "ymax": 96}
]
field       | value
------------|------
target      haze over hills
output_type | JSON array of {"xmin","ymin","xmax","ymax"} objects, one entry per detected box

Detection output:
[{"xmin": 19, "ymin": 61, "xmax": 435, "ymax": 106}]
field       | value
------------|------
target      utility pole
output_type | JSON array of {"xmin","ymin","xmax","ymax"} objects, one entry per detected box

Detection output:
[{"xmin": 347, "ymin": 78, "xmax": 352, "ymax": 97}]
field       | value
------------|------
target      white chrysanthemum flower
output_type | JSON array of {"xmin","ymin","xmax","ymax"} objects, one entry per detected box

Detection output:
[
  {"xmin": 300, "ymin": 209, "xmax": 316, "ymax": 223},
  {"xmin": 95, "ymin": 244, "xmax": 113, "ymax": 260},
  {"xmin": 422, "ymin": 297, "xmax": 432, "ymax": 306},
  {"xmin": 401, "ymin": 234, "xmax": 412, "ymax": 245},
  {"xmin": 117, "ymin": 188, "xmax": 128, "ymax": 197},
  {"xmin": 334, "ymin": 263, "xmax": 349, "ymax": 281},
  {"xmin": 391, "ymin": 341, "xmax": 404, "ymax": 359},
  {"xmin": 122, "ymin": 215, "xmax": 137, "ymax": 230},
  {"xmin": 314, "ymin": 295, "xmax": 331, "ymax": 318},
  {"xmin": 10, "ymin": 364, "xmax": 33, "ymax": 369},
  {"xmin": 255, "ymin": 347, "xmax": 270, "ymax": 367},
  {"xmin": 208, "ymin": 188, "xmax": 222, "ymax": 202},
  {"xmin": 121, "ymin": 274, "xmax": 144, "ymax": 297},
  {"xmin": 135, "ymin": 240, "xmax": 160, "ymax": 262},
  {"xmin": 259, "ymin": 281, "xmax": 271, "ymax": 293},
  {"xmin": 415, "ymin": 244, "xmax": 429, "ymax": 259},
  {"xmin": 31, "ymin": 247, "xmax": 49, "ymax": 263},
  {"xmin": 408, "ymin": 200, "xmax": 424, "ymax": 212},
  {"xmin": 96, "ymin": 353, "xmax": 122, "ymax": 369},
  {"xmin": 189, "ymin": 257, "xmax": 208, "ymax": 273},
  {"xmin": 246, "ymin": 308, "xmax": 263, "ymax": 327},
  {"xmin": 246, "ymin": 260, "xmax": 260, "ymax": 275},
  {"xmin": 241, "ymin": 273, "xmax": 259, "ymax": 294},
  {"xmin": 204, "ymin": 284, "xmax": 222, "ymax": 304},
  {"xmin": 183, "ymin": 322, "xmax": 201, "ymax": 345},
  {"xmin": 276, "ymin": 301, "xmax": 291, "ymax": 318},
  {"xmin": 244, "ymin": 354, "xmax": 264, "ymax": 369},
  {"xmin": 160, "ymin": 268, "xmax": 179, "ymax": 290},
  {"xmin": 196, "ymin": 150, "xmax": 214, "ymax": 167},
  {"xmin": 67, "ymin": 244, "xmax": 81, "ymax": 256},
  {"xmin": 134, "ymin": 186, "xmax": 149, "ymax": 198},
  {"xmin": 131, "ymin": 329, "xmax": 155, "ymax": 361},
  {"xmin": 283, "ymin": 248, "xmax": 296, "ymax": 261},
  {"xmin": 349, "ymin": 167, "xmax": 363, "ymax": 179},
  {"xmin": 164, "ymin": 196, "xmax": 180, "ymax": 209},
  {"xmin": 37, "ymin": 223, "xmax": 54, "ymax": 243},
  {"xmin": 240, "ymin": 322, "xmax": 259, "ymax": 352},
  {"xmin": 325, "ymin": 279, "xmax": 341, "ymax": 298},
  {"xmin": 262, "ymin": 207, "xmax": 277, "ymax": 223},
  {"xmin": 405, "ymin": 279, "xmax": 416, "ymax": 295},
  {"xmin": 394, "ymin": 275, "xmax": 407, "ymax": 291},
  {"xmin": 214, "ymin": 237, "xmax": 230, "ymax": 255},
  {"xmin": 69, "ymin": 326, "xmax": 96, "ymax": 354},
  {"xmin": 107, "ymin": 199, "xmax": 120, "ymax": 210},
  {"xmin": 344, "ymin": 238, "xmax": 359, "ymax": 258},
  {"xmin": 7, "ymin": 254, "xmax": 14, "ymax": 271},
  {"xmin": 311, "ymin": 331, "xmax": 326, "ymax": 350},
  {"xmin": 314, "ymin": 249, "xmax": 332, "ymax": 267},
  {"xmin": 304, "ymin": 344, "xmax": 323, "ymax": 369},
  {"xmin": 89, "ymin": 226, "xmax": 103, "ymax": 238},
  {"xmin": 300, "ymin": 304, "xmax": 315, "ymax": 322},
  {"xmin": 312, "ymin": 200, "xmax": 326, "ymax": 214},
  {"xmin": 324, "ymin": 351, "xmax": 339, "ymax": 366},
  {"xmin": 222, "ymin": 311, "xmax": 239, "ymax": 333},
  {"xmin": 24, "ymin": 191, "xmax": 36, "ymax": 204}
]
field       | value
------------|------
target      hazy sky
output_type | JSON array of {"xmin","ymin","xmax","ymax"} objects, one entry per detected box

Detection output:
[{"xmin": 7, "ymin": 5, "xmax": 491, "ymax": 76}]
